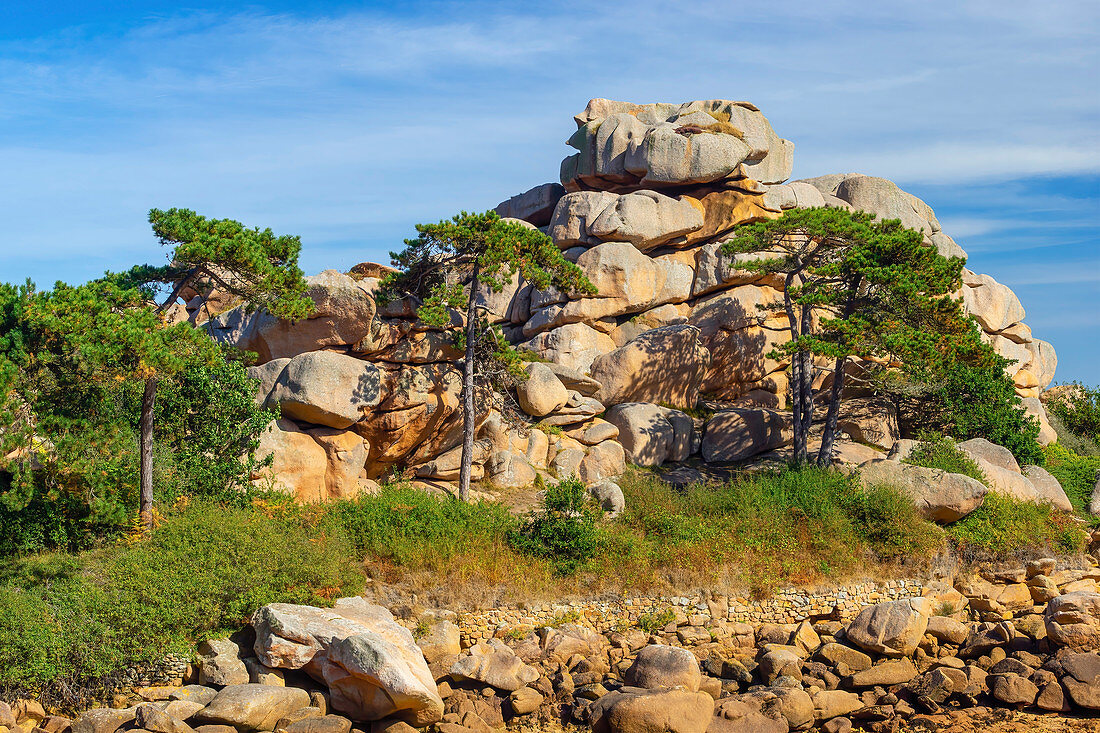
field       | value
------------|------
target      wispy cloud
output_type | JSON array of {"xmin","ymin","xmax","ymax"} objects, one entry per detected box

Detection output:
[{"xmin": 0, "ymin": 0, "xmax": 1098, "ymax": 380}]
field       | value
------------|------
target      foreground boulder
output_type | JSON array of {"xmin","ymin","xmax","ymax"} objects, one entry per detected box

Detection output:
[
  {"xmin": 588, "ymin": 688, "xmax": 714, "ymax": 733},
  {"xmin": 251, "ymin": 597, "xmax": 443, "ymax": 725},
  {"xmin": 845, "ymin": 598, "xmax": 930, "ymax": 657},
  {"xmin": 194, "ymin": 685, "xmax": 310, "ymax": 732},
  {"xmin": 1046, "ymin": 591, "xmax": 1100, "ymax": 649}
]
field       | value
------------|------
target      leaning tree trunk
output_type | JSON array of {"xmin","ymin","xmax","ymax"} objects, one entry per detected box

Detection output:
[
  {"xmin": 138, "ymin": 376, "xmax": 157, "ymax": 531},
  {"xmin": 457, "ymin": 262, "xmax": 481, "ymax": 503}
]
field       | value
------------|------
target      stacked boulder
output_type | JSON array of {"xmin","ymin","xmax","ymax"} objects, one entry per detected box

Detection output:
[
  {"xmin": 201, "ymin": 97, "xmax": 1062, "ymax": 501},
  {"xmin": 493, "ymin": 98, "xmax": 1060, "ymax": 471}
]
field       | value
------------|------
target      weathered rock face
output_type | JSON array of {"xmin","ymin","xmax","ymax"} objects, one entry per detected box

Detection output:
[
  {"xmin": 857, "ymin": 459, "xmax": 988, "ymax": 523},
  {"xmin": 208, "ymin": 271, "xmax": 377, "ymax": 363},
  {"xmin": 702, "ymin": 408, "xmax": 791, "ymax": 463},
  {"xmin": 590, "ymin": 324, "xmax": 711, "ymax": 408},
  {"xmin": 251, "ymin": 597, "xmax": 443, "ymax": 725},
  {"xmin": 207, "ymin": 96, "xmax": 1060, "ymax": 495}
]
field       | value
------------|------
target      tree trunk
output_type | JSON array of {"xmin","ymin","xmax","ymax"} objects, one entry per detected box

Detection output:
[
  {"xmin": 798, "ymin": 302, "xmax": 815, "ymax": 450},
  {"xmin": 816, "ymin": 355, "xmax": 847, "ymax": 467},
  {"xmin": 458, "ymin": 262, "xmax": 481, "ymax": 502},
  {"xmin": 139, "ymin": 376, "xmax": 157, "ymax": 531},
  {"xmin": 782, "ymin": 273, "xmax": 807, "ymax": 464}
]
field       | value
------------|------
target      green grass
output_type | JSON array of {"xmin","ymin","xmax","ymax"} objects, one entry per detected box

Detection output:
[
  {"xmin": 598, "ymin": 466, "xmax": 944, "ymax": 596},
  {"xmin": 946, "ymin": 492, "xmax": 1085, "ymax": 558},
  {"xmin": 903, "ymin": 433, "xmax": 986, "ymax": 483},
  {"xmin": 637, "ymin": 608, "xmax": 676, "ymax": 633}
]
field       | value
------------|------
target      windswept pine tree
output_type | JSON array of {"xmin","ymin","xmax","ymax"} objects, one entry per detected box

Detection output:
[{"xmin": 379, "ymin": 211, "xmax": 596, "ymax": 501}]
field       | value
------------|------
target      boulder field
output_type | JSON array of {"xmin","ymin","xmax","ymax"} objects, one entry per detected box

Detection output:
[
  {"xmin": 192, "ymin": 97, "xmax": 1065, "ymax": 523},
  {"xmin": 21, "ymin": 559, "xmax": 1100, "ymax": 732}
]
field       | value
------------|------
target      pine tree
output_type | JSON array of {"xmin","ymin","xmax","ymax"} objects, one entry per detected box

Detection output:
[
  {"xmin": 723, "ymin": 206, "xmax": 964, "ymax": 465},
  {"xmin": 106, "ymin": 208, "xmax": 312, "ymax": 528},
  {"xmin": 380, "ymin": 211, "xmax": 595, "ymax": 501}
]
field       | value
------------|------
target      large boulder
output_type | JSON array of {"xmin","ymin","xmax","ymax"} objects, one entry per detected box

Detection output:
[
  {"xmin": 515, "ymin": 363, "xmax": 569, "ymax": 417},
  {"xmin": 1045, "ymin": 592, "xmax": 1100, "ymax": 650},
  {"xmin": 524, "ymin": 242, "xmax": 693, "ymax": 333},
  {"xmin": 958, "ymin": 438, "xmax": 1021, "ymax": 473},
  {"xmin": 960, "ymin": 272, "xmax": 1026, "ymax": 333},
  {"xmin": 845, "ymin": 598, "xmax": 931, "ymax": 658},
  {"xmin": 1023, "ymin": 465, "xmax": 1074, "ymax": 512},
  {"xmin": 590, "ymin": 325, "xmax": 711, "ymax": 408},
  {"xmin": 624, "ymin": 645, "xmax": 702, "ymax": 692},
  {"xmin": 588, "ymin": 688, "xmax": 714, "ymax": 733},
  {"xmin": 252, "ymin": 419, "xmax": 329, "ymax": 501},
  {"xmin": 519, "ymin": 323, "xmax": 616, "ymax": 373},
  {"xmin": 833, "ymin": 175, "xmax": 937, "ymax": 234},
  {"xmin": 701, "ymin": 408, "xmax": 791, "ymax": 463},
  {"xmin": 194, "ymin": 685, "xmax": 310, "ymax": 732},
  {"xmin": 857, "ymin": 459, "xmax": 987, "ymax": 523},
  {"xmin": 208, "ymin": 271, "xmax": 377, "ymax": 363},
  {"xmin": 587, "ymin": 190, "xmax": 705, "ymax": 250},
  {"xmin": 604, "ymin": 403, "xmax": 693, "ymax": 467},
  {"xmin": 268, "ymin": 352, "xmax": 382, "ymax": 429},
  {"xmin": 251, "ymin": 597, "xmax": 443, "ymax": 725},
  {"xmin": 450, "ymin": 640, "xmax": 539, "ymax": 692},
  {"xmin": 494, "ymin": 182, "xmax": 566, "ymax": 227}
]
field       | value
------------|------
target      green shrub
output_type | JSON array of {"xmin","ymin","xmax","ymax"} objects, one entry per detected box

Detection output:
[
  {"xmin": 507, "ymin": 476, "xmax": 603, "ymax": 574},
  {"xmin": 903, "ymin": 433, "xmax": 986, "ymax": 482},
  {"xmin": 1047, "ymin": 383, "xmax": 1100, "ymax": 445},
  {"xmin": 947, "ymin": 492, "xmax": 1084, "ymax": 557},
  {"xmin": 637, "ymin": 608, "xmax": 676, "ymax": 633},
  {"xmin": 1048, "ymin": 410, "xmax": 1100, "ymax": 457},
  {"xmin": 1043, "ymin": 443, "xmax": 1100, "ymax": 515},
  {"xmin": 0, "ymin": 500, "xmax": 363, "ymax": 700}
]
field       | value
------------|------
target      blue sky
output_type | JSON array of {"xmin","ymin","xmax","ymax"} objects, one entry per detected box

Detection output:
[{"xmin": 0, "ymin": 1, "xmax": 1097, "ymax": 382}]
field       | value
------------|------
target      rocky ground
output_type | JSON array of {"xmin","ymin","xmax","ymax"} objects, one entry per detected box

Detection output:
[{"xmin": 6, "ymin": 558, "xmax": 1100, "ymax": 733}]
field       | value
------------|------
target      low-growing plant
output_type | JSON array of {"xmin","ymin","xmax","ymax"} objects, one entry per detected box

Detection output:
[
  {"xmin": 0, "ymin": 500, "xmax": 363, "ymax": 704},
  {"xmin": 637, "ymin": 608, "xmax": 676, "ymax": 633},
  {"xmin": 903, "ymin": 433, "xmax": 986, "ymax": 483},
  {"xmin": 947, "ymin": 492, "xmax": 1084, "ymax": 558}
]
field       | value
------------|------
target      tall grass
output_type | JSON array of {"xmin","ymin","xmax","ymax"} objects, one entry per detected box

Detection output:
[{"xmin": 947, "ymin": 492, "xmax": 1084, "ymax": 558}]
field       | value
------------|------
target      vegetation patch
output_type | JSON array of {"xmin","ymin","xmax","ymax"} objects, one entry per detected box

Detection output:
[
  {"xmin": 903, "ymin": 433, "xmax": 986, "ymax": 483},
  {"xmin": 1043, "ymin": 443, "xmax": 1100, "ymax": 516},
  {"xmin": 0, "ymin": 499, "xmax": 362, "ymax": 703},
  {"xmin": 946, "ymin": 492, "xmax": 1085, "ymax": 558}
]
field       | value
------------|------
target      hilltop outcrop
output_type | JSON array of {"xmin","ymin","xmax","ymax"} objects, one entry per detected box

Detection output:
[{"xmin": 206, "ymin": 98, "xmax": 1063, "ymax": 515}]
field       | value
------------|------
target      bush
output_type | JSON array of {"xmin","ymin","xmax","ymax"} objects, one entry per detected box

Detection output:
[
  {"xmin": 947, "ymin": 492, "xmax": 1084, "ymax": 557},
  {"xmin": 1049, "ymin": 411, "xmax": 1100, "ymax": 457},
  {"xmin": 508, "ymin": 476, "xmax": 603, "ymax": 574},
  {"xmin": 1047, "ymin": 383, "xmax": 1100, "ymax": 445},
  {"xmin": 1043, "ymin": 443, "xmax": 1100, "ymax": 515},
  {"xmin": 0, "ymin": 500, "xmax": 363, "ymax": 701},
  {"xmin": 891, "ymin": 344, "xmax": 1044, "ymax": 466},
  {"xmin": 903, "ymin": 433, "xmax": 986, "ymax": 482}
]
